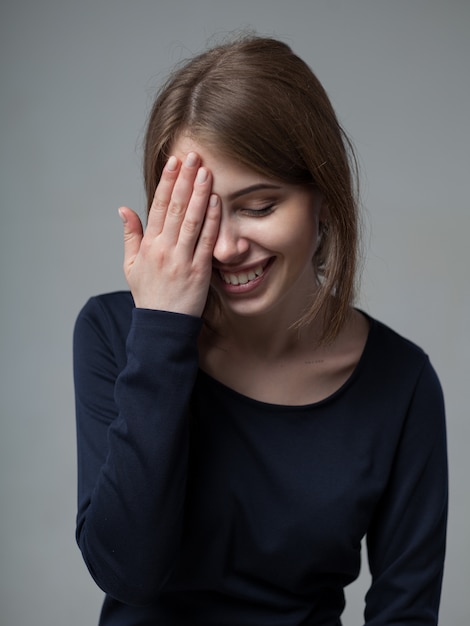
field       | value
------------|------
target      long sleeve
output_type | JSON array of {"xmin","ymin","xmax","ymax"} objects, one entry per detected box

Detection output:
[
  {"xmin": 73, "ymin": 294, "xmax": 202, "ymax": 605},
  {"xmin": 364, "ymin": 358, "xmax": 448, "ymax": 625}
]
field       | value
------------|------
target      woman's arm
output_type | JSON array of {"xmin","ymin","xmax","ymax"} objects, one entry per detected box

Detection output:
[
  {"xmin": 365, "ymin": 358, "xmax": 448, "ymax": 625},
  {"xmin": 74, "ymin": 298, "xmax": 202, "ymax": 605},
  {"xmin": 74, "ymin": 152, "xmax": 220, "ymax": 605}
]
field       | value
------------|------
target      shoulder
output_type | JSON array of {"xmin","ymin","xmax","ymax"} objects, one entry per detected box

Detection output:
[
  {"xmin": 74, "ymin": 291, "xmax": 203, "ymax": 359},
  {"xmin": 353, "ymin": 315, "xmax": 446, "ymax": 467},
  {"xmin": 76, "ymin": 290, "xmax": 134, "ymax": 321},
  {"xmin": 75, "ymin": 291, "xmax": 134, "ymax": 334},
  {"xmin": 74, "ymin": 292, "xmax": 134, "ymax": 364},
  {"xmin": 359, "ymin": 312, "xmax": 443, "ymax": 403},
  {"xmin": 365, "ymin": 313, "xmax": 429, "ymax": 371}
]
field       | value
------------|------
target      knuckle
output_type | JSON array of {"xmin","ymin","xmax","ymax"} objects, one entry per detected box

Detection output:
[
  {"xmin": 151, "ymin": 197, "xmax": 167, "ymax": 214},
  {"xmin": 139, "ymin": 238, "xmax": 153, "ymax": 257},
  {"xmin": 198, "ymin": 233, "xmax": 216, "ymax": 252},
  {"xmin": 181, "ymin": 217, "xmax": 200, "ymax": 237},
  {"xmin": 140, "ymin": 236, "xmax": 163, "ymax": 258},
  {"xmin": 168, "ymin": 200, "xmax": 186, "ymax": 217}
]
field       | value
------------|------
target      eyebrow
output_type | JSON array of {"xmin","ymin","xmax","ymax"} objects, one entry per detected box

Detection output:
[{"xmin": 227, "ymin": 183, "xmax": 282, "ymax": 201}]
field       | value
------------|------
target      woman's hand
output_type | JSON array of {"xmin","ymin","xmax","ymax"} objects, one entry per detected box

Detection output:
[{"xmin": 118, "ymin": 152, "xmax": 220, "ymax": 316}]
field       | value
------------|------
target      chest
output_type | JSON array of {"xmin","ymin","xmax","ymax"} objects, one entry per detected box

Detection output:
[
  {"xmin": 177, "ymin": 376, "xmax": 397, "ymax": 591},
  {"xmin": 199, "ymin": 348, "xmax": 358, "ymax": 406}
]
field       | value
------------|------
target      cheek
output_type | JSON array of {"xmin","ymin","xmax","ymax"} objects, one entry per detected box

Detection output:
[
  {"xmin": 279, "ymin": 212, "xmax": 319, "ymax": 256},
  {"xmin": 240, "ymin": 205, "xmax": 319, "ymax": 255}
]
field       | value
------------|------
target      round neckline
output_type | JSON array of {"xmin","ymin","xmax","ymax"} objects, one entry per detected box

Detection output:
[{"xmin": 198, "ymin": 312, "xmax": 376, "ymax": 411}]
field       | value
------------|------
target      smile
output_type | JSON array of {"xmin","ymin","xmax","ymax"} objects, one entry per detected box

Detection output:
[{"xmin": 219, "ymin": 264, "xmax": 265, "ymax": 286}]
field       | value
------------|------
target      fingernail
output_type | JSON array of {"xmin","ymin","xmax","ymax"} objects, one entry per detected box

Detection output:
[
  {"xmin": 196, "ymin": 167, "xmax": 208, "ymax": 183},
  {"xmin": 166, "ymin": 156, "xmax": 178, "ymax": 171},
  {"xmin": 209, "ymin": 194, "xmax": 218, "ymax": 207},
  {"xmin": 185, "ymin": 152, "xmax": 198, "ymax": 167},
  {"xmin": 118, "ymin": 208, "xmax": 127, "ymax": 224}
]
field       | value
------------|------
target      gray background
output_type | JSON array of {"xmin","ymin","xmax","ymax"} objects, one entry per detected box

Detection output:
[{"xmin": 1, "ymin": 1, "xmax": 468, "ymax": 624}]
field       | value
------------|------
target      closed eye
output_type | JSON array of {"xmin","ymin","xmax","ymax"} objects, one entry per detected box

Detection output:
[{"xmin": 242, "ymin": 203, "xmax": 275, "ymax": 217}]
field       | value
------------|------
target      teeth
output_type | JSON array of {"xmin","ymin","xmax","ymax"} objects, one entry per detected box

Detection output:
[{"xmin": 220, "ymin": 264, "xmax": 264, "ymax": 286}]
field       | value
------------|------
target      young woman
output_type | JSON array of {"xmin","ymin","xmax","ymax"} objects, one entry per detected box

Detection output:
[{"xmin": 73, "ymin": 36, "xmax": 447, "ymax": 625}]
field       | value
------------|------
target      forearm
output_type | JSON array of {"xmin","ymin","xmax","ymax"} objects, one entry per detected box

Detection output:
[{"xmin": 75, "ymin": 307, "xmax": 202, "ymax": 604}]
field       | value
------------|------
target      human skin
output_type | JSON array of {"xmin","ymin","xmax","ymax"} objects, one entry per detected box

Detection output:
[
  {"xmin": 118, "ymin": 150, "xmax": 220, "ymax": 317},
  {"xmin": 119, "ymin": 136, "xmax": 325, "ymax": 331}
]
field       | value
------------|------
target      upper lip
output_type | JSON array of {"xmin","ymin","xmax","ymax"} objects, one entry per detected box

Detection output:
[{"xmin": 213, "ymin": 258, "xmax": 272, "ymax": 274}]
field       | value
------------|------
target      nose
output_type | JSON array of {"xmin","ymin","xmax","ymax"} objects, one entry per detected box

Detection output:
[{"xmin": 212, "ymin": 214, "xmax": 249, "ymax": 265}]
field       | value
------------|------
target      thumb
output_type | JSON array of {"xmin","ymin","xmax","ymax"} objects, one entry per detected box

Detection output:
[{"xmin": 118, "ymin": 206, "xmax": 143, "ymax": 269}]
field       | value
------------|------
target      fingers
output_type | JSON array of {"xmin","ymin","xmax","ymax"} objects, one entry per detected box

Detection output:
[
  {"xmin": 176, "ymin": 165, "xmax": 215, "ymax": 259},
  {"xmin": 146, "ymin": 151, "xmax": 215, "ymax": 252},
  {"xmin": 117, "ymin": 153, "xmax": 220, "ymax": 316},
  {"xmin": 193, "ymin": 193, "xmax": 221, "ymax": 263},
  {"xmin": 167, "ymin": 152, "xmax": 201, "ymax": 232},
  {"xmin": 145, "ymin": 156, "xmax": 180, "ymax": 238},
  {"xmin": 146, "ymin": 152, "xmax": 205, "ymax": 240},
  {"xmin": 118, "ymin": 206, "xmax": 143, "ymax": 272}
]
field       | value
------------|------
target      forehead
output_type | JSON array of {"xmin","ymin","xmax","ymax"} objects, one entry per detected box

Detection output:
[{"xmin": 171, "ymin": 135, "xmax": 271, "ymax": 195}]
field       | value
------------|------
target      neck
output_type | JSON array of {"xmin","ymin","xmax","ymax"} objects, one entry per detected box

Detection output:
[{"xmin": 206, "ymin": 300, "xmax": 324, "ymax": 362}]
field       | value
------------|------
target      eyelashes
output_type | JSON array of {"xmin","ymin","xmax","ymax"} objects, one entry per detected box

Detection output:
[{"xmin": 241, "ymin": 203, "xmax": 275, "ymax": 217}]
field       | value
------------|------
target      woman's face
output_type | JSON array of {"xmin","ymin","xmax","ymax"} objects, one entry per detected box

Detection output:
[{"xmin": 171, "ymin": 135, "xmax": 326, "ymax": 324}]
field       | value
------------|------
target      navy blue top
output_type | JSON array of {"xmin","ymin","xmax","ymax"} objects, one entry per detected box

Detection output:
[{"xmin": 73, "ymin": 291, "xmax": 447, "ymax": 625}]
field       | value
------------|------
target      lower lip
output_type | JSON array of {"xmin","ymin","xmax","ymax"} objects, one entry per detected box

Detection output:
[{"xmin": 215, "ymin": 259, "xmax": 274, "ymax": 295}]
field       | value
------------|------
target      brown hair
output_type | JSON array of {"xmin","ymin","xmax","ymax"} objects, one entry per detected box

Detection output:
[{"xmin": 143, "ymin": 35, "xmax": 360, "ymax": 343}]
